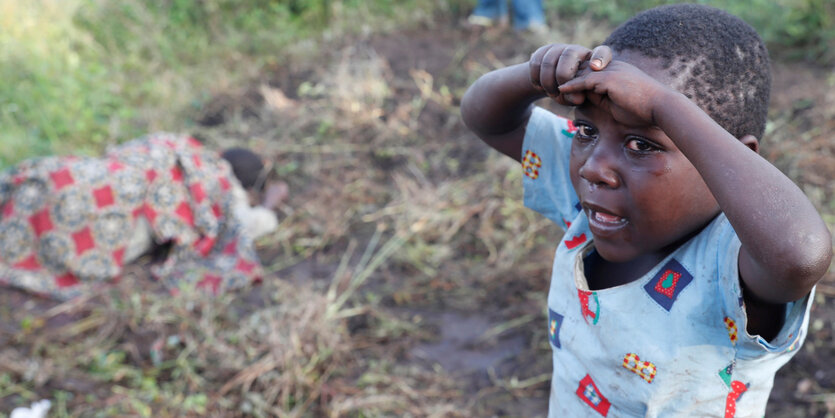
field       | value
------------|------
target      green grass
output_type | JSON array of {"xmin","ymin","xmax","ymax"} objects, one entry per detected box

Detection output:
[
  {"xmin": 546, "ymin": 0, "xmax": 835, "ymax": 63},
  {"xmin": 1, "ymin": 0, "xmax": 830, "ymax": 168},
  {"xmin": 0, "ymin": 0, "xmax": 471, "ymax": 168}
]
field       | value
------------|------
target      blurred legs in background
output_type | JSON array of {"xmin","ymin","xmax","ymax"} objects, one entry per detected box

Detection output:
[{"xmin": 467, "ymin": 0, "xmax": 547, "ymax": 32}]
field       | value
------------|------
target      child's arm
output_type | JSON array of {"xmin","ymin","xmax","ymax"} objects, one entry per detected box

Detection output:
[
  {"xmin": 461, "ymin": 44, "xmax": 611, "ymax": 161},
  {"xmin": 560, "ymin": 60, "xmax": 833, "ymax": 305}
]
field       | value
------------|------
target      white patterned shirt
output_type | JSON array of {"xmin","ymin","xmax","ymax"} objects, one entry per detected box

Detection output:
[{"xmin": 522, "ymin": 107, "xmax": 813, "ymax": 418}]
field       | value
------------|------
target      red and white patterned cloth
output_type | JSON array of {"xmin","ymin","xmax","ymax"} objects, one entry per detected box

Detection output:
[{"xmin": 0, "ymin": 133, "xmax": 264, "ymax": 299}]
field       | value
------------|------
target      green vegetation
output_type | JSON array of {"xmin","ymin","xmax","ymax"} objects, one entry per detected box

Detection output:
[
  {"xmin": 547, "ymin": 0, "xmax": 835, "ymax": 63},
  {"xmin": 1, "ymin": 0, "xmax": 832, "ymax": 168},
  {"xmin": 0, "ymin": 0, "xmax": 469, "ymax": 168}
]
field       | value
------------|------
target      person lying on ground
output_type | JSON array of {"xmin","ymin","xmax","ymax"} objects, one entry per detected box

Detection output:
[{"xmin": 0, "ymin": 133, "xmax": 287, "ymax": 300}]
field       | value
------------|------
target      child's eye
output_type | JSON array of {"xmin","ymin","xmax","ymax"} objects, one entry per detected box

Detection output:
[
  {"xmin": 625, "ymin": 137, "xmax": 660, "ymax": 153},
  {"xmin": 574, "ymin": 122, "xmax": 598, "ymax": 140}
]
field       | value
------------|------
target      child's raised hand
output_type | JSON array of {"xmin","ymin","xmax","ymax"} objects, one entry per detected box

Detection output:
[
  {"xmin": 558, "ymin": 59, "xmax": 671, "ymax": 127},
  {"xmin": 528, "ymin": 44, "xmax": 612, "ymax": 106}
]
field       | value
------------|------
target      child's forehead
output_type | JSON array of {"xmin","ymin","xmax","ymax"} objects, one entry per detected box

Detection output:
[
  {"xmin": 573, "ymin": 105, "xmax": 668, "ymax": 136},
  {"xmin": 613, "ymin": 49, "xmax": 679, "ymax": 88}
]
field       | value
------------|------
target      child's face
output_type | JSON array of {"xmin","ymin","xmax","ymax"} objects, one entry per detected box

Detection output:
[{"xmin": 568, "ymin": 51, "xmax": 721, "ymax": 263}]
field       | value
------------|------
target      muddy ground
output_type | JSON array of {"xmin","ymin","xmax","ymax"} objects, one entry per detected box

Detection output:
[{"xmin": 2, "ymin": 13, "xmax": 834, "ymax": 417}]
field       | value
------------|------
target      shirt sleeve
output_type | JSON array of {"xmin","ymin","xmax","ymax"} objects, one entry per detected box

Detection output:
[
  {"xmin": 710, "ymin": 214, "xmax": 814, "ymax": 358},
  {"xmin": 521, "ymin": 107, "xmax": 582, "ymax": 228}
]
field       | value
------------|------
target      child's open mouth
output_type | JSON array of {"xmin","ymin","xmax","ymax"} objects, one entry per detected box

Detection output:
[{"xmin": 586, "ymin": 207, "xmax": 628, "ymax": 234}]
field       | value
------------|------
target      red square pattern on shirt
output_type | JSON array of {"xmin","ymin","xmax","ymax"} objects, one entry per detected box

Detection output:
[
  {"xmin": 197, "ymin": 274, "xmax": 222, "ymax": 294},
  {"xmin": 112, "ymin": 247, "xmax": 125, "ymax": 267},
  {"xmin": 223, "ymin": 240, "xmax": 238, "ymax": 255},
  {"xmin": 29, "ymin": 209, "xmax": 54, "ymax": 237},
  {"xmin": 218, "ymin": 177, "xmax": 231, "ymax": 191},
  {"xmin": 576, "ymin": 374, "xmax": 611, "ymax": 416},
  {"xmin": 171, "ymin": 167, "xmax": 183, "ymax": 182},
  {"xmin": 236, "ymin": 258, "xmax": 256, "ymax": 274},
  {"xmin": 50, "ymin": 168, "xmax": 75, "ymax": 190},
  {"xmin": 3, "ymin": 200, "xmax": 14, "ymax": 217},
  {"xmin": 175, "ymin": 202, "xmax": 194, "ymax": 226},
  {"xmin": 56, "ymin": 272, "xmax": 80, "ymax": 287},
  {"xmin": 14, "ymin": 254, "xmax": 41, "ymax": 270},
  {"xmin": 107, "ymin": 161, "xmax": 125, "ymax": 172},
  {"xmin": 93, "ymin": 185, "xmax": 116, "ymax": 208},
  {"xmin": 72, "ymin": 227, "xmax": 96, "ymax": 255},
  {"xmin": 190, "ymin": 183, "xmax": 206, "ymax": 203}
]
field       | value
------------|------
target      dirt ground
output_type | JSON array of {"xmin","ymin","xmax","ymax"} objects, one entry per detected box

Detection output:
[{"xmin": 2, "ymin": 13, "xmax": 834, "ymax": 417}]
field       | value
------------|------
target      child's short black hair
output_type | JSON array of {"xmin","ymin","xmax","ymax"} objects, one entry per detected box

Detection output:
[
  {"xmin": 603, "ymin": 4, "xmax": 771, "ymax": 139},
  {"xmin": 221, "ymin": 147, "xmax": 264, "ymax": 190}
]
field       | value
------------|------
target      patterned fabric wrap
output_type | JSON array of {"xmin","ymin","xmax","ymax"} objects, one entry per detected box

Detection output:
[{"xmin": 0, "ymin": 133, "xmax": 263, "ymax": 299}]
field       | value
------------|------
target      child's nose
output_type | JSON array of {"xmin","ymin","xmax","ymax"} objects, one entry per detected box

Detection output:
[{"xmin": 578, "ymin": 145, "xmax": 621, "ymax": 189}]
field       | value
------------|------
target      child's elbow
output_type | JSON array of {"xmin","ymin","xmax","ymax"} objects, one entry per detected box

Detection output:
[{"xmin": 781, "ymin": 229, "xmax": 833, "ymax": 297}]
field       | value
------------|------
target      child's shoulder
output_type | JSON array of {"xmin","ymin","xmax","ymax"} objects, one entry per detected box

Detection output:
[
  {"xmin": 528, "ymin": 107, "xmax": 575, "ymax": 134},
  {"xmin": 665, "ymin": 213, "xmax": 744, "ymax": 314},
  {"xmin": 678, "ymin": 212, "xmax": 739, "ymax": 269},
  {"xmin": 523, "ymin": 107, "xmax": 578, "ymax": 156}
]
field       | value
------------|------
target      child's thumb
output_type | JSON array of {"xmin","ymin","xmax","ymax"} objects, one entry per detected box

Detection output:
[{"xmin": 589, "ymin": 45, "xmax": 613, "ymax": 71}]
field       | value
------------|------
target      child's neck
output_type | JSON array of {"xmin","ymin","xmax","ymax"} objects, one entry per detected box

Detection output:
[
  {"xmin": 583, "ymin": 223, "xmax": 711, "ymax": 290},
  {"xmin": 583, "ymin": 250, "xmax": 669, "ymax": 290}
]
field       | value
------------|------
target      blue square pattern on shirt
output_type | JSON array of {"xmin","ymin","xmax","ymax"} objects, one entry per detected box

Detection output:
[
  {"xmin": 548, "ymin": 308, "xmax": 564, "ymax": 348},
  {"xmin": 643, "ymin": 259, "xmax": 694, "ymax": 311}
]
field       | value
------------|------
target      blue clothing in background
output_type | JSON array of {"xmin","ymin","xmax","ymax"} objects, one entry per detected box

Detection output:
[{"xmin": 471, "ymin": 0, "xmax": 545, "ymax": 30}]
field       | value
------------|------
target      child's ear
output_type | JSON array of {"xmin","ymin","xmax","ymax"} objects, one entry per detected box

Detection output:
[{"xmin": 740, "ymin": 135, "xmax": 759, "ymax": 154}]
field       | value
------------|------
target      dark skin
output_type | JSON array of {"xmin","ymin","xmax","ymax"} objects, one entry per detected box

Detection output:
[{"xmin": 461, "ymin": 44, "xmax": 833, "ymax": 341}]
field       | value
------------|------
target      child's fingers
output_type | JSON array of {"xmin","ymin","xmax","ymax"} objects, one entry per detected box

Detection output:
[
  {"xmin": 554, "ymin": 94, "xmax": 579, "ymax": 107},
  {"xmin": 529, "ymin": 44, "xmax": 560, "ymax": 90},
  {"xmin": 589, "ymin": 45, "xmax": 613, "ymax": 71},
  {"xmin": 554, "ymin": 46, "xmax": 594, "ymax": 104},
  {"xmin": 529, "ymin": 43, "xmax": 599, "ymax": 102},
  {"xmin": 539, "ymin": 46, "xmax": 568, "ymax": 96},
  {"xmin": 557, "ymin": 70, "xmax": 606, "ymax": 101},
  {"xmin": 555, "ymin": 46, "xmax": 592, "ymax": 86},
  {"xmin": 558, "ymin": 73, "xmax": 592, "ymax": 92}
]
